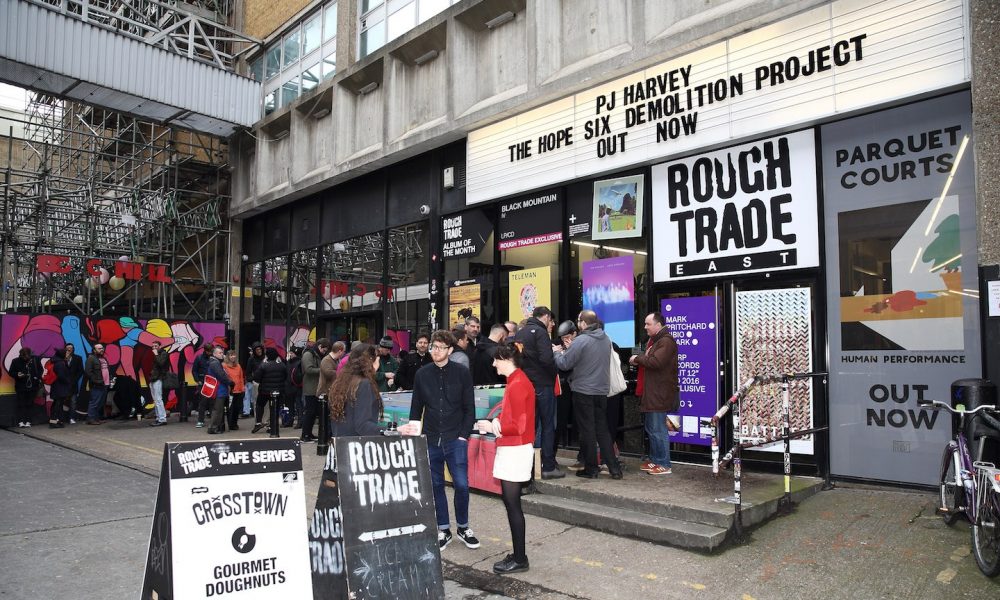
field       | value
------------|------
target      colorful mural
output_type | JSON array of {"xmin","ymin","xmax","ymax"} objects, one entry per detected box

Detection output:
[
  {"xmin": 261, "ymin": 323, "xmax": 315, "ymax": 358},
  {"xmin": 0, "ymin": 314, "xmax": 226, "ymax": 409}
]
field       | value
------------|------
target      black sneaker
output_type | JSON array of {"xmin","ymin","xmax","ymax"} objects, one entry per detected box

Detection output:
[
  {"xmin": 457, "ymin": 527, "xmax": 480, "ymax": 549},
  {"xmin": 541, "ymin": 469, "xmax": 566, "ymax": 480},
  {"xmin": 492, "ymin": 554, "xmax": 529, "ymax": 574},
  {"xmin": 300, "ymin": 437, "xmax": 317, "ymax": 443},
  {"xmin": 251, "ymin": 423, "xmax": 264, "ymax": 433},
  {"xmin": 438, "ymin": 529, "xmax": 452, "ymax": 549}
]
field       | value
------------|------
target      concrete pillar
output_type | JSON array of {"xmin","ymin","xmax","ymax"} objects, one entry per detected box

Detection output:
[{"xmin": 970, "ymin": 0, "xmax": 1000, "ymax": 382}]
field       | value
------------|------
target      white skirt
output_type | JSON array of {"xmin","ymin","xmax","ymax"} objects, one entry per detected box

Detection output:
[{"xmin": 493, "ymin": 443, "xmax": 534, "ymax": 482}]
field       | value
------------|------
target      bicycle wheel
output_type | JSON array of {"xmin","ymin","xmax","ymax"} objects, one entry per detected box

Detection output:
[
  {"xmin": 972, "ymin": 486, "xmax": 1000, "ymax": 577},
  {"xmin": 939, "ymin": 446, "xmax": 964, "ymax": 525}
]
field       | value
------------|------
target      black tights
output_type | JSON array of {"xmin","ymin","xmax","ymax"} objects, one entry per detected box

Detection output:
[{"xmin": 501, "ymin": 480, "xmax": 527, "ymax": 562}]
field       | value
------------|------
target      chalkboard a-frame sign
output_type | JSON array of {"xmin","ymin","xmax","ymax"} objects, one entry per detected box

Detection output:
[{"xmin": 310, "ymin": 435, "xmax": 444, "ymax": 599}]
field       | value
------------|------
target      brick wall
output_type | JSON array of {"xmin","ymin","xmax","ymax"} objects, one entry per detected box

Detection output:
[{"xmin": 243, "ymin": 0, "xmax": 314, "ymax": 40}]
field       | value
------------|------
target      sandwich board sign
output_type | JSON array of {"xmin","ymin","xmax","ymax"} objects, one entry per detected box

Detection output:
[
  {"xmin": 308, "ymin": 435, "xmax": 443, "ymax": 599},
  {"xmin": 141, "ymin": 439, "xmax": 313, "ymax": 599}
]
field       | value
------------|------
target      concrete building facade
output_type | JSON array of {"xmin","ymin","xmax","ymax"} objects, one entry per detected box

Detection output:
[{"xmin": 232, "ymin": 0, "xmax": 1000, "ymax": 486}]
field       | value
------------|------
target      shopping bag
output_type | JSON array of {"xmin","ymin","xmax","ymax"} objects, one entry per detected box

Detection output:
[
  {"xmin": 608, "ymin": 349, "xmax": 626, "ymax": 396},
  {"xmin": 467, "ymin": 434, "xmax": 502, "ymax": 494},
  {"xmin": 199, "ymin": 374, "xmax": 218, "ymax": 398}
]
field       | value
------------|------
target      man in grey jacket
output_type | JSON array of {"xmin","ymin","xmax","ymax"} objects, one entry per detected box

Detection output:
[{"xmin": 553, "ymin": 310, "xmax": 623, "ymax": 479}]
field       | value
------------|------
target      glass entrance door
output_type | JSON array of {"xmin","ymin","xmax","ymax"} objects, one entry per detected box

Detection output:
[
  {"xmin": 729, "ymin": 278, "xmax": 821, "ymax": 469},
  {"xmin": 318, "ymin": 311, "xmax": 383, "ymax": 347}
]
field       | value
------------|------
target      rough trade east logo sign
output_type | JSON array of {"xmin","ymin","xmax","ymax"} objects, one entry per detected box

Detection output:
[{"xmin": 651, "ymin": 130, "xmax": 819, "ymax": 282}]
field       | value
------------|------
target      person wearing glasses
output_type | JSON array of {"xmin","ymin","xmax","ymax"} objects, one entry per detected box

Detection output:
[{"xmin": 401, "ymin": 330, "xmax": 479, "ymax": 551}]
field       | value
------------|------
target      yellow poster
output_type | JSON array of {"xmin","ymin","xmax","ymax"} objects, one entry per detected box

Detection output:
[
  {"xmin": 508, "ymin": 266, "xmax": 551, "ymax": 322},
  {"xmin": 448, "ymin": 280, "xmax": 481, "ymax": 328}
]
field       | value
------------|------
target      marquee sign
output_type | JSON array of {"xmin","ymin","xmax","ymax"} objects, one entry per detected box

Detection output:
[{"xmin": 466, "ymin": 0, "xmax": 969, "ymax": 205}]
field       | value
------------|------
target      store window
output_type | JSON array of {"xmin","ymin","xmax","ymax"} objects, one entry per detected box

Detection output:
[
  {"xmin": 443, "ymin": 208, "xmax": 496, "ymax": 328},
  {"xmin": 358, "ymin": 0, "xmax": 460, "ymax": 59},
  {"xmin": 496, "ymin": 190, "xmax": 563, "ymax": 327},
  {"xmin": 252, "ymin": 1, "xmax": 338, "ymax": 116},
  {"xmin": 317, "ymin": 232, "xmax": 386, "ymax": 314},
  {"xmin": 822, "ymin": 92, "xmax": 979, "ymax": 486},
  {"xmin": 385, "ymin": 223, "xmax": 430, "ymax": 340}
]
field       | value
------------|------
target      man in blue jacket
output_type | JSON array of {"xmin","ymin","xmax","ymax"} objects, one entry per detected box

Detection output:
[{"xmin": 408, "ymin": 330, "xmax": 479, "ymax": 551}]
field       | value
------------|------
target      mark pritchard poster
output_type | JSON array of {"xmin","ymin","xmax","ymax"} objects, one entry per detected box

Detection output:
[{"xmin": 651, "ymin": 130, "xmax": 819, "ymax": 282}]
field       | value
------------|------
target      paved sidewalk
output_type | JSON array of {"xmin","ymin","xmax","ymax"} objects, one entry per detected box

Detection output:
[{"xmin": 8, "ymin": 419, "xmax": 1000, "ymax": 599}]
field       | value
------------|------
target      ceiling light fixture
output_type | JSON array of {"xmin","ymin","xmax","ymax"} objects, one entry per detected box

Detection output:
[
  {"xmin": 414, "ymin": 49, "xmax": 439, "ymax": 66},
  {"xmin": 485, "ymin": 11, "xmax": 515, "ymax": 29}
]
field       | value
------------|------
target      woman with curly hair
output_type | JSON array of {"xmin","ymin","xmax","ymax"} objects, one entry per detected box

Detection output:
[{"xmin": 328, "ymin": 343, "xmax": 384, "ymax": 437}]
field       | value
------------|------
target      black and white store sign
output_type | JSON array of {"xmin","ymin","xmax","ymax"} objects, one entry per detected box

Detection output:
[
  {"xmin": 141, "ymin": 439, "xmax": 312, "ymax": 599},
  {"xmin": 651, "ymin": 130, "xmax": 819, "ymax": 281}
]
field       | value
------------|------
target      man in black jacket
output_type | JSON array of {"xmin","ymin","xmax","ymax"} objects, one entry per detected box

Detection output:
[
  {"xmin": 65, "ymin": 343, "xmax": 85, "ymax": 423},
  {"xmin": 396, "ymin": 332, "xmax": 432, "ymax": 390},
  {"xmin": 252, "ymin": 347, "xmax": 287, "ymax": 433},
  {"xmin": 84, "ymin": 343, "xmax": 110, "ymax": 425},
  {"xmin": 472, "ymin": 324, "xmax": 506, "ymax": 385},
  {"xmin": 514, "ymin": 306, "xmax": 563, "ymax": 479},
  {"xmin": 407, "ymin": 330, "xmax": 479, "ymax": 551},
  {"xmin": 244, "ymin": 342, "xmax": 264, "ymax": 417}
]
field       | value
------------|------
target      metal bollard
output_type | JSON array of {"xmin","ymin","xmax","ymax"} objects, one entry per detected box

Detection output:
[
  {"xmin": 269, "ymin": 390, "xmax": 281, "ymax": 438},
  {"xmin": 317, "ymin": 394, "xmax": 329, "ymax": 456}
]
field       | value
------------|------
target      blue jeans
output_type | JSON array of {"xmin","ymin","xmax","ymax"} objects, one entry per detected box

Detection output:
[
  {"xmin": 533, "ymin": 386, "xmax": 557, "ymax": 472},
  {"xmin": 150, "ymin": 380, "xmax": 166, "ymax": 422},
  {"xmin": 427, "ymin": 438, "xmax": 469, "ymax": 530},
  {"xmin": 87, "ymin": 387, "xmax": 107, "ymax": 421},
  {"xmin": 243, "ymin": 381, "xmax": 255, "ymax": 415},
  {"xmin": 644, "ymin": 411, "xmax": 671, "ymax": 468}
]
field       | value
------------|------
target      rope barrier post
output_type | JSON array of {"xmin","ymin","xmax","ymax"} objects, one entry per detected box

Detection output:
[
  {"xmin": 317, "ymin": 393, "xmax": 329, "ymax": 456},
  {"xmin": 732, "ymin": 391, "xmax": 746, "ymax": 542},
  {"xmin": 270, "ymin": 390, "xmax": 280, "ymax": 438},
  {"xmin": 778, "ymin": 374, "xmax": 793, "ymax": 516}
]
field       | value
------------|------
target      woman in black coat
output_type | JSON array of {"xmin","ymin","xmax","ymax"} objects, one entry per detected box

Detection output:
[
  {"xmin": 48, "ymin": 349, "xmax": 73, "ymax": 428},
  {"xmin": 252, "ymin": 347, "xmax": 287, "ymax": 433},
  {"xmin": 10, "ymin": 347, "xmax": 41, "ymax": 428}
]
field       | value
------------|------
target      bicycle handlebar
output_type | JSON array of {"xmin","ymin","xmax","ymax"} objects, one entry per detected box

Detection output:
[{"xmin": 917, "ymin": 399, "xmax": 999, "ymax": 415}]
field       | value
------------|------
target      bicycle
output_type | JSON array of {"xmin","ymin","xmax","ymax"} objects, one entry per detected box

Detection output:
[{"xmin": 919, "ymin": 397, "xmax": 1000, "ymax": 577}]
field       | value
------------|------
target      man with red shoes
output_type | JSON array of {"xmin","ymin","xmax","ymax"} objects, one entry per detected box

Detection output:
[{"xmin": 629, "ymin": 312, "xmax": 679, "ymax": 476}]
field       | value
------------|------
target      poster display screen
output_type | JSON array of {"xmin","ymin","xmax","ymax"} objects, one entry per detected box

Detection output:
[
  {"xmin": 583, "ymin": 257, "xmax": 635, "ymax": 348},
  {"xmin": 823, "ymin": 91, "xmax": 980, "ymax": 485},
  {"xmin": 659, "ymin": 297, "xmax": 718, "ymax": 446}
]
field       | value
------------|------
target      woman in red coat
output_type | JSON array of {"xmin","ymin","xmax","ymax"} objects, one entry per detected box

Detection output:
[{"xmin": 476, "ymin": 341, "xmax": 535, "ymax": 575}]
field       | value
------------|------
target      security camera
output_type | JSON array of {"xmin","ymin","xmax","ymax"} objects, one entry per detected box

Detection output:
[{"xmin": 419, "ymin": 204, "xmax": 431, "ymax": 216}]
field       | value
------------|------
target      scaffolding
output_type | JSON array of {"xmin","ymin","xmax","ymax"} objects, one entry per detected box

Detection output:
[{"xmin": 0, "ymin": 92, "xmax": 232, "ymax": 320}]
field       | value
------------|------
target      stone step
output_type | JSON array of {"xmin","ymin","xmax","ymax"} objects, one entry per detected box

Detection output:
[
  {"xmin": 533, "ymin": 478, "xmax": 733, "ymax": 529},
  {"xmin": 522, "ymin": 494, "xmax": 730, "ymax": 552}
]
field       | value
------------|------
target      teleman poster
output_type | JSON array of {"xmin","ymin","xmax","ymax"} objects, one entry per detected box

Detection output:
[{"xmin": 508, "ymin": 266, "xmax": 551, "ymax": 322}]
